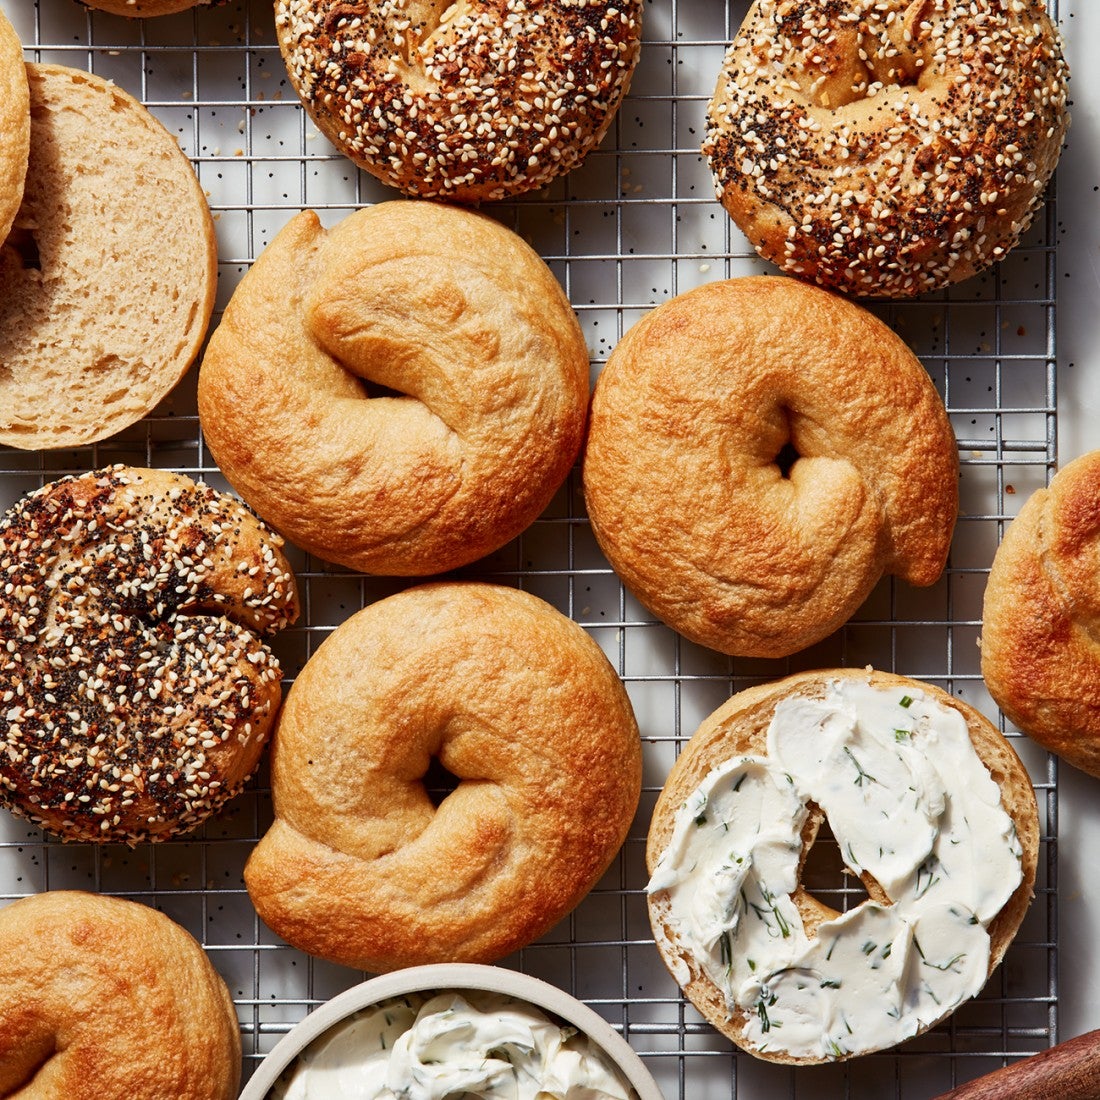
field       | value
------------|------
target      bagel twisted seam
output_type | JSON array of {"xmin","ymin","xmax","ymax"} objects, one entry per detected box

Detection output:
[{"xmin": 0, "ymin": 466, "xmax": 298, "ymax": 843}]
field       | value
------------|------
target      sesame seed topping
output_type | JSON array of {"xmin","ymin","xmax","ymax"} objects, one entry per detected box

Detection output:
[{"xmin": 0, "ymin": 466, "xmax": 299, "ymax": 844}]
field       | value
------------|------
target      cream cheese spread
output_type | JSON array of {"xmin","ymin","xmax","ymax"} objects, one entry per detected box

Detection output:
[
  {"xmin": 647, "ymin": 679, "xmax": 1024, "ymax": 1060},
  {"xmin": 270, "ymin": 989, "xmax": 637, "ymax": 1099}
]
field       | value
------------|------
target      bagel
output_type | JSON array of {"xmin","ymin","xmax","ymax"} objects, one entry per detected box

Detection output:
[
  {"xmin": 582, "ymin": 276, "xmax": 959, "ymax": 659},
  {"xmin": 81, "ymin": 0, "xmax": 218, "ymax": 14},
  {"xmin": 982, "ymin": 451, "xmax": 1100, "ymax": 777},
  {"xmin": 0, "ymin": 891, "xmax": 240, "ymax": 1098},
  {"xmin": 274, "ymin": 0, "xmax": 642, "ymax": 203},
  {"xmin": 244, "ymin": 581, "xmax": 641, "ymax": 972},
  {"xmin": 0, "ymin": 64, "xmax": 217, "ymax": 449},
  {"xmin": 704, "ymin": 0, "xmax": 1070, "ymax": 298},
  {"xmin": 198, "ymin": 201, "xmax": 590, "ymax": 576},
  {"xmin": 646, "ymin": 668, "xmax": 1039, "ymax": 1064},
  {"xmin": 0, "ymin": 466, "xmax": 299, "ymax": 844},
  {"xmin": 0, "ymin": 9, "xmax": 28, "ymax": 247}
]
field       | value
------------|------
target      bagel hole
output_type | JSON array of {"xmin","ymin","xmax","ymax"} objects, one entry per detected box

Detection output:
[
  {"xmin": 362, "ymin": 378, "xmax": 408, "ymax": 401},
  {"xmin": 801, "ymin": 816, "xmax": 870, "ymax": 915},
  {"xmin": 422, "ymin": 755, "xmax": 462, "ymax": 808},
  {"xmin": 774, "ymin": 441, "xmax": 800, "ymax": 479},
  {"xmin": 6, "ymin": 225, "xmax": 41, "ymax": 271}
]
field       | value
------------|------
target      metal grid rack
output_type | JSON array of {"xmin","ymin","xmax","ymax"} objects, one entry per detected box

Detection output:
[{"xmin": 0, "ymin": 1, "xmax": 1060, "ymax": 1097}]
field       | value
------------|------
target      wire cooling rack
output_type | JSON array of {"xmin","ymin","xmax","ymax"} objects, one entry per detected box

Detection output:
[{"xmin": 0, "ymin": 1, "xmax": 1061, "ymax": 1097}]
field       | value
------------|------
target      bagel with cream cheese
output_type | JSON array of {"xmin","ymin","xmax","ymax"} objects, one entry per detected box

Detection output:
[
  {"xmin": 0, "ymin": 466, "xmax": 298, "ymax": 844},
  {"xmin": 982, "ymin": 451, "xmax": 1100, "ymax": 777},
  {"xmin": 646, "ymin": 668, "xmax": 1038, "ymax": 1064},
  {"xmin": 582, "ymin": 276, "xmax": 959, "ymax": 659},
  {"xmin": 198, "ymin": 201, "xmax": 590, "ymax": 576},
  {"xmin": 274, "ymin": 0, "xmax": 642, "ymax": 202},
  {"xmin": 0, "ymin": 891, "xmax": 240, "ymax": 1098},
  {"xmin": 705, "ymin": 0, "xmax": 1069, "ymax": 298},
  {"xmin": 244, "ymin": 581, "xmax": 641, "ymax": 972}
]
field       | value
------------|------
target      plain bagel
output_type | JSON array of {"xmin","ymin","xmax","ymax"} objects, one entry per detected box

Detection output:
[
  {"xmin": 244, "ymin": 582, "xmax": 641, "ymax": 972},
  {"xmin": 0, "ymin": 8, "xmax": 28, "ymax": 246},
  {"xmin": 198, "ymin": 201, "xmax": 590, "ymax": 576},
  {"xmin": 982, "ymin": 451, "xmax": 1100, "ymax": 778},
  {"xmin": 274, "ymin": 0, "xmax": 642, "ymax": 202},
  {"xmin": 646, "ymin": 668, "xmax": 1039, "ymax": 1064},
  {"xmin": 582, "ymin": 276, "xmax": 959, "ymax": 659},
  {"xmin": 0, "ymin": 466, "xmax": 298, "ymax": 843},
  {"xmin": 0, "ymin": 891, "xmax": 240, "ymax": 1098},
  {"xmin": 704, "ymin": 0, "xmax": 1070, "ymax": 298}
]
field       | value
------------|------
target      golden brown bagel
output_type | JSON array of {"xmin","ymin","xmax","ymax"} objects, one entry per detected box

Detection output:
[
  {"xmin": 244, "ymin": 582, "xmax": 641, "ymax": 972},
  {"xmin": 0, "ymin": 64, "xmax": 217, "ymax": 449},
  {"xmin": 582, "ymin": 276, "xmax": 959, "ymax": 658},
  {"xmin": 646, "ymin": 668, "xmax": 1039, "ymax": 1064},
  {"xmin": 274, "ymin": 0, "xmax": 642, "ymax": 202},
  {"xmin": 0, "ymin": 891, "xmax": 240, "ymax": 1098},
  {"xmin": 704, "ymin": 0, "xmax": 1070, "ymax": 298},
  {"xmin": 198, "ymin": 201, "xmax": 590, "ymax": 576},
  {"xmin": 0, "ymin": 466, "xmax": 298, "ymax": 843},
  {"xmin": 81, "ymin": 0, "xmax": 218, "ymax": 14},
  {"xmin": 0, "ymin": 9, "xmax": 28, "ymax": 246},
  {"xmin": 982, "ymin": 451, "xmax": 1100, "ymax": 777}
]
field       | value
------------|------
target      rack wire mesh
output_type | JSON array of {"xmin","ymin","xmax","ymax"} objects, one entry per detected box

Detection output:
[{"xmin": 0, "ymin": 1, "xmax": 1061, "ymax": 1097}]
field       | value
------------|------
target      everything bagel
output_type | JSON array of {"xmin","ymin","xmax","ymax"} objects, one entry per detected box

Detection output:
[
  {"xmin": 0, "ymin": 891, "xmax": 240, "ymax": 1098},
  {"xmin": 274, "ymin": 0, "xmax": 642, "ymax": 202},
  {"xmin": 646, "ymin": 669, "xmax": 1038, "ymax": 1063},
  {"xmin": 198, "ymin": 201, "xmax": 590, "ymax": 576},
  {"xmin": 0, "ymin": 466, "xmax": 298, "ymax": 843},
  {"xmin": 582, "ymin": 276, "xmax": 959, "ymax": 659},
  {"xmin": 705, "ymin": 0, "xmax": 1069, "ymax": 298},
  {"xmin": 244, "ymin": 582, "xmax": 641, "ymax": 972},
  {"xmin": 982, "ymin": 451, "xmax": 1100, "ymax": 778}
]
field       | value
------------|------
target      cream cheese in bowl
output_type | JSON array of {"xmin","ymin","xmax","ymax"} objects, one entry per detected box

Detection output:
[{"xmin": 241, "ymin": 964, "xmax": 664, "ymax": 1100}]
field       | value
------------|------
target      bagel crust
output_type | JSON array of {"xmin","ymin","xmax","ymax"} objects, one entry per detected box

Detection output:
[
  {"xmin": 0, "ymin": 467, "xmax": 299, "ymax": 844},
  {"xmin": 0, "ymin": 891, "xmax": 240, "ymax": 1099},
  {"xmin": 198, "ymin": 201, "xmax": 590, "ymax": 576},
  {"xmin": 80, "ymin": 0, "xmax": 219, "ymax": 14},
  {"xmin": 0, "ymin": 9, "xmax": 28, "ymax": 247},
  {"xmin": 646, "ymin": 668, "xmax": 1039, "ymax": 1064},
  {"xmin": 244, "ymin": 582, "xmax": 641, "ymax": 972},
  {"xmin": 582, "ymin": 276, "xmax": 959, "ymax": 658},
  {"xmin": 0, "ymin": 64, "xmax": 218, "ymax": 449},
  {"xmin": 274, "ymin": 0, "xmax": 642, "ymax": 202},
  {"xmin": 982, "ymin": 451, "xmax": 1100, "ymax": 777},
  {"xmin": 705, "ymin": 0, "xmax": 1069, "ymax": 298}
]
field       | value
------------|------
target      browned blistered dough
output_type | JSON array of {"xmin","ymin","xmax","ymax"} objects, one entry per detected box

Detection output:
[
  {"xmin": 646, "ymin": 668, "xmax": 1039, "ymax": 1066},
  {"xmin": 198, "ymin": 201, "xmax": 590, "ymax": 576},
  {"xmin": 274, "ymin": 0, "xmax": 642, "ymax": 202},
  {"xmin": 0, "ymin": 891, "xmax": 240, "ymax": 1099},
  {"xmin": 982, "ymin": 451, "xmax": 1100, "ymax": 778},
  {"xmin": 245, "ymin": 582, "xmax": 641, "ymax": 972},
  {"xmin": 705, "ymin": 0, "xmax": 1069, "ymax": 298},
  {"xmin": 582, "ymin": 276, "xmax": 959, "ymax": 659},
  {"xmin": 0, "ymin": 466, "xmax": 298, "ymax": 843}
]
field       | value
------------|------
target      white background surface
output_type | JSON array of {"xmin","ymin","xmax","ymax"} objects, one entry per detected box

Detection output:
[{"xmin": 1050, "ymin": 1, "xmax": 1100, "ymax": 1047}]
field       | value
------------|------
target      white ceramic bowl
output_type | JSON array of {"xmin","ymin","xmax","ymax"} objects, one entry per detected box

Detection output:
[{"xmin": 240, "ymin": 962, "xmax": 666, "ymax": 1100}]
